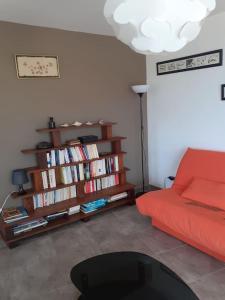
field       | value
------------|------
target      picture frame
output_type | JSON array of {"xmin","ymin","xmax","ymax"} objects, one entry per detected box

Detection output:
[
  {"xmin": 15, "ymin": 55, "xmax": 60, "ymax": 79},
  {"xmin": 221, "ymin": 84, "xmax": 225, "ymax": 101},
  {"xmin": 157, "ymin": 49, "xmax": 223, "ymax": 76}
]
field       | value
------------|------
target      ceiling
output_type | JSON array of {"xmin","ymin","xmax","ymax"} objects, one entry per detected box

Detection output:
[{"xmin": 0, "ymin": 0, "xmax": 224, "ymax": 36}]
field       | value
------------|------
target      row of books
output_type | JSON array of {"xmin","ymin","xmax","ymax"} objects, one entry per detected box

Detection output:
[
  {"xmin": 7, "ymin": 192, "xmax": 129, "ymax": 236},
  {"xmin": 84, "ymin": 174, "xmax": 119, "ymax": 194},
  {"xmin": 41, "ymin": 156, "xmax": 120, "ymax": 189},
  {"xmin": 46, "ymin": 144, "xmax": 99, "ymax": 167},
  {"xmin": 41, "ymin": 169, "xmax": 56, "ymax": 189},
  {"xmin": 33, "ymin": 185, "xmax": 77, "ymax": 209}
]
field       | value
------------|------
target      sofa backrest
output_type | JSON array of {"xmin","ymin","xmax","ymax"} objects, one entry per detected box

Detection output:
[{"xmin": 173, "ymin": 148, "xmax": 225, "ymax": 193}]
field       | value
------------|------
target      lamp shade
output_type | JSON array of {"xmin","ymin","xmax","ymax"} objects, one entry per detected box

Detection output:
[
  {"xmin": 131, "ymin": 84, "xmax": 149, "ymax": 94},
  {"xmin": 12, "ymin": 169, "xmax": 29, "ymax": 185},
  {"xmin": 104, "ymin": 0, "xmax": 216, "ymax": 54}
]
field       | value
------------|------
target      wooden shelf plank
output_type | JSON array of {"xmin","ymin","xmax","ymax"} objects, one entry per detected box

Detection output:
[
  {"xmin": 3, "ymin": 183, "xmax": 135, "ymax": 228},
  {"xmin": 17, "ymin": 168, "xmax": 130, "ymax": 199},
  {"xmin": 4, "ymin": 197, "xmax": 133, "ymax": 245},
  {"xmin": 26, "ymin": 152, "xmax": 127, "ymax": 174},
  {"xmin": 22, "ymin": 137, "xmax": 126, "ymax": 154},
  {"xmin": 36, "ymin": 122, "xmax": 117, "ymax": 133}
]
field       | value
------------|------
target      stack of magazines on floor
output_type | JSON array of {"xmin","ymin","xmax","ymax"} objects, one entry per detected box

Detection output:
[
  {"xmin": 2, "ymin": 207, "xmax": 29, "ymax": 223},
  {"xmin": 81, "ymin": 198, "xmax": 107, "ymax": 214}
]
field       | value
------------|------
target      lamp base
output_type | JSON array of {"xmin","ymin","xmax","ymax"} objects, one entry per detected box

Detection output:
[{"xmin": 18, "ymin": 185, "xmax": 26, "ymax": 195}]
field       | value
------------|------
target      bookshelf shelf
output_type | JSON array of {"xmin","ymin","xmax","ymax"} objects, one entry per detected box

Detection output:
[
  {"xmin": 36, "ymin": 122, "xmax": 117, "ymax": 133},
  {"xmin": 0, "ymin": 121, "xmax": 135, "ymax": 247},
  {"xmin": 22, "ymin": 137, "xmax": 126, "ymax": 154},
  {"xmin": 26, "ymin": 152, "xmax": 127, "ymax": 174},
  {"xmin": 5, "ymin": 197, "xmax": 133, "ymax": 245},
  {"xmin": 13, "ymin": 168, "xmax": 130, "ymax": 199}
]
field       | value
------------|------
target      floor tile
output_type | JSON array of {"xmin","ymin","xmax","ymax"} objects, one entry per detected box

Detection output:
[
  {"xmin": 0, "ymin": 206, "xmax": 225, "ymax": 299},
  {"xmin": 158, "ymin": 245, "xmax": 225, "ymax": 284}
]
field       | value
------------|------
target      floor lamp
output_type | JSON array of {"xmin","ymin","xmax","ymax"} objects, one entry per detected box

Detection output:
[{"xmin": 131, "ymin": 84, "xmax": 149, "ymax": 195}]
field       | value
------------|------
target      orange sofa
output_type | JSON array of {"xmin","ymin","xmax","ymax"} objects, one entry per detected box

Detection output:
[{"xmin": 136, "ymin": 148, "xmax": 225, "ymax": 262}]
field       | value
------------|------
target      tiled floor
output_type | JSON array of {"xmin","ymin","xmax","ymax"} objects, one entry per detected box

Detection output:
[{"xmin": 1, "ymin": 205, "xmax": 225, "ymax": 300}]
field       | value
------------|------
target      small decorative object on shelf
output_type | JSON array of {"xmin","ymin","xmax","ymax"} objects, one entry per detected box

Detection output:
[
  {"xmin": 36, "ymin": 141, "xmax": 53, "ymax": 149},
  {"xmin": 48, "ymin": 117, "xmax": 56, "ymax": 129},
  {"xmin": 99, "ymin": 120, "xmax": 105, "ymax": 125},
  {"xmin": 0, "ymin": 121, "xmax": 135, "ymax": 248},
  {"xmin": 86, "ymin": 121, "xmax": 93, "ymax": 125},
  {"xmin": 72, "ymin": 121, "xmax": 83, "ymax": 126},
  {"xmin": 11, "ymin": 169, "xmax": 29, "ymax": 195},
  {"xmin": 60, "ymin": 123, "xmax": 70, "ymax": 127},
  {"xmin": 78, "ymin": 135, "xmax": 98, "ymax": 143}
]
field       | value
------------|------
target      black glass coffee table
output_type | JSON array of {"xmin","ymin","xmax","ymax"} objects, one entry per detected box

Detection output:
[{"xmin": 70, "ymin": 252, "xmax": 199, "ymax": 300}]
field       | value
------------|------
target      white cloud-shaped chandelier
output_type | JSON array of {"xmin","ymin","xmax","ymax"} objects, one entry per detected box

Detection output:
[{"xmin": 104, "ymin": 0, "xmax": 216, "ymax": 54}]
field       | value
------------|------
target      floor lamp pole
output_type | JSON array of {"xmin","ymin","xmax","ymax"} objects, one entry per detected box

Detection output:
[{"xmin": 138, "ymin": 93, "xmax": 145, "ymax": 194}]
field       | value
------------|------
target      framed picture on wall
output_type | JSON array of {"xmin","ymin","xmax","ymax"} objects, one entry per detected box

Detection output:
[
  {"xmin": 156, "ymin": 49, "xmax": 223, "ymax": 76},
  {"xmin": 221, "ymin": 84, "xmax": 225, "ymax": 101},
  {"xmin": 15, "ymin": 55, "xmax": 60, "ymax": 79}
]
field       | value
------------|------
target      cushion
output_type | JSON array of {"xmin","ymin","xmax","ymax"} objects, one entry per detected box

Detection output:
[
  {"xmin": 182, "ymin": 177, "xmax": 225, "ymax": 210},
  {"xmin": 173, "ymin": 148, "xmax": 225, "ymax": 194}
]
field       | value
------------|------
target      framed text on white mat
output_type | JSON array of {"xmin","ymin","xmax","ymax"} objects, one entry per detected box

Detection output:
[
  {"xmin": 157, "ymin": 49, "xmax": 223, "ymax": 76},
  {"xmin": 15, "ymin": 55, "xmax": 60, "ymax": 78}
]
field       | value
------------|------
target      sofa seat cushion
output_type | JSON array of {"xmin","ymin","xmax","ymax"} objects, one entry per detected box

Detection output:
[
  {"xmin": 182, "ymin": 177, "xmax": 225, "ymax": 210},
  {"xmin": 136, "ymin": 189, "xmax": 225, "ymax": 257}
]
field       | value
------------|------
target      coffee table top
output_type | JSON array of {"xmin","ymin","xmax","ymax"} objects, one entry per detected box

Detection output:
[{"xmin": 70, "ymin": 252, "xmax": 199, "ymax": 300}]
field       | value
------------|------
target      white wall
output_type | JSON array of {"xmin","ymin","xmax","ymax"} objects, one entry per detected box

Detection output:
[{"xmin": 147, "ymin": 12, "xmax": 225, "ymax": 188}]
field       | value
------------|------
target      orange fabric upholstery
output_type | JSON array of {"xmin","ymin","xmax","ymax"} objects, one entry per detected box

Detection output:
[
  {"xmin": 173, "ymin": 148, "xmax": 225, "ymax": 194},
  {"xmin": 136, "ymin": 148, "xmax": 225, "ymax": 262},
  {"xmin": 182, "ymin": 177, "xmax": 225, "ymax": 210}
]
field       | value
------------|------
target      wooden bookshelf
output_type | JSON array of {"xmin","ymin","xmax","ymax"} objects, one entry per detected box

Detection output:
[{"xmin": 0, "ymin": 121, "xmax": 135, "ymax": 248}]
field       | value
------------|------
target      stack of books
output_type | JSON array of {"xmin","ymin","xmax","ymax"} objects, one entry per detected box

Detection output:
[
  {"xmin": 46, "ymin": 144, "xmax": 99, "ymax": 167},
  {"xmin": 108, "ymin": 192, "xmax": 128, "ymax": 203},
  {"xmin": 66, "ymin": 139, "xmax": 81, "ymax": 146},
  {"xmin": 84, "ymin": 174, "xmax": 119, "ymax": 194},
  {"xmin": 13, "ymin": 218, "xmax": 48, "ymax": 236},
  {"xmin": 68, "ymin": 205, "xmax": 80, "ymax": 215},
  {"xmin": 2, "ymin": 207, "xmax": 28, "ymax": 224},
  {"xmin": 81, "ymin": 199, "xmax": 107, "ymax": 214},
  {"xmin": 33, "ymin": 185, "xmax": 77, "ymax": 209},
  {"xmin": 45, "ymin": 210, "xmax": 68, "ymax": 221}
]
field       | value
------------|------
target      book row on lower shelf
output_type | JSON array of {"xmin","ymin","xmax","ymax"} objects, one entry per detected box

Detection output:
[
  {"xmin": 41, "ymin": 156, "xmax": 120, "ymax": 189},
  {"xmin": 2, "ymin": 192, "xmax": 129, "ymax": 236},
  {"xmin": 33, "ymin": 174, "xmax": 119, "ymax": 209}
]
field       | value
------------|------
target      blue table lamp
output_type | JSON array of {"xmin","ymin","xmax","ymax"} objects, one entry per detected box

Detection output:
[{"xmin": 12, "ymin": 169, "xmax": 29, "ymax": 195}]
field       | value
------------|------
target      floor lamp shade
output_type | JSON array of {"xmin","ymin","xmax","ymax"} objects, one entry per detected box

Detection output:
[{"xmin": 131, "ymin": 85, "xmax": 149, "ymax": 95}]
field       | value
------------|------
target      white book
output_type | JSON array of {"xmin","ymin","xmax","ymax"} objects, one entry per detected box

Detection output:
[
  {"xmin": 60, "ymin": 167, "xmax": 68, "ymax": 184},
  {"xmin": 48, "ymin": 169, "xmax": 57, "ymax": 188},
  {"xmin": 41, "ymin": 171, "xmax": 49, "ymax": 189},
  {"xmin": 64, "ymin": 149, "xmax": 70, "ymax": 164},
  {"xmin": 59, "ymin": 150, "xmax": 65, "ymax": 165},
  {"xmin": 66, "ymin": 167, "xmax": 73, "ymax": 184},
  {"xmin": 78, "ymin": 164, "xmax": 84, "ymax": 181},
  {"xmin": 73, "ymin": 166, "xmax": 78, "ymax": 182},
  {"xmin": 50, "ymin": 150, "xmax": 56, "ymax": 167},
  {"xmin": 114, "ymin": 156, "xmax": 119, "ymax": 172},
  {"xmin": 74, "ymin": 147, "xmax": 82, "ymax": 161},
  {"xmin": 93, "ymin": 144, "xmax": 99, "ymax": 158},
  {"xmin": 46, "ymin": 153, "xmax": 51, "ymax": 168},
  {"xmin": 69, "ymin": 147, "xmax": 76, "ymax": 162}
]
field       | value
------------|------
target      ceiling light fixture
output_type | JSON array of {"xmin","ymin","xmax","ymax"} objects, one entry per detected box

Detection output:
[{"xmin": 104, "ymin": 0, "xmax": 216, "ymax": 54}]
